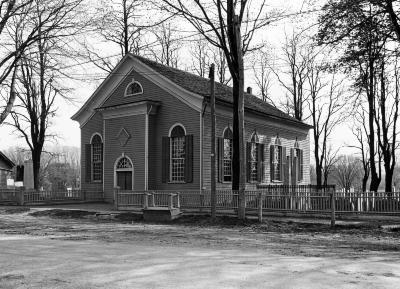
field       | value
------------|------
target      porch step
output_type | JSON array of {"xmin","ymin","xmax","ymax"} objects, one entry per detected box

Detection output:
[{"xmin": 142, "ymin": 207, "xmax": 182, "ymax": 222}]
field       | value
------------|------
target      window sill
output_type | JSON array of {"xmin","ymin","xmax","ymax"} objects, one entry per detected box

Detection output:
[
  {"xmin": 92, "ymin": 180, "xmax": 103, "ymax": 183},
  {"xmin": 168, "ymin": 182, "xmax": 186, "ymax": 184}
]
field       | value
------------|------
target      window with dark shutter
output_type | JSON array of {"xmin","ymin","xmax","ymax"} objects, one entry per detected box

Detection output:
[
  {"xmin": 162, "ymin": 136, "xmax": 170, "ymax": 183},
  {"xmin": 270, "ymin": 145, "xmax": 274, "ymax": 182},
  {"xmin": 294, "ymin": 140, "xmax": 303, "ymax": 182},
  {"xmin": 217, "ymin": 137, "xmax": 224, "ymax": 182},
  {"xmin": 246, "ymin": 142, "xmax": 251, "ymax": 182},
  {"xmin": 85, "ymin": 144, "xmax": 91, "ymax": 183},
  {"xmin": 184, "ymin": 135, "xmax": 193, "ymax": 183},
  {"xmin": 257, "ymin": 143, "xmax": 265, "ymax": 182}
]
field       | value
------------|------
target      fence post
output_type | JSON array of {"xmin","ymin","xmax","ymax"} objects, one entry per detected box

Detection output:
[
  {"xmin": 258, "ymin": 191, "xmax": 263, "ymax": 223},
  {"xmin": 200, "ymin": 190, "xmax": 204, "ymax": 212},
  {"xmin": 168, "ymin": 193, "xmax": 174, "ymax": 210},
  {"xmin": 144, "ymin": 193, "xmax": 149, "ymax": 209},
  {"xmin": 177, "ymin": 192, "xmax": 181, "ymax": 209},
  {"xmin": 150, "ymin": 192, "xmax": 155, "ymax": 207},
  {"xmin": 113, "ymin": 187, "xmax": 119, "ymax": 210},
  {"xmin": 18, "ymin": 187, "xmax": 25, "ymax": 206},
  {"xmin": 331, "ymin": 190, "xmax": 336, "ymax": 228}
]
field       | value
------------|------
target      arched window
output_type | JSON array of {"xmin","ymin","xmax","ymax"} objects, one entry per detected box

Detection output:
[
  {"xmin": 116, "ymin": 157, "xmax": 133, "ymax": 169},
  {"xmin": 270, "ymin": 136, "xmax": 283, "ymax": 182},
  {"xmin": 91, "ymin": 134, "xmax": 103, "ymax": 182},
  {"xmin": 124, "ymin": 78, "xmax": 143, "ymax": 96},
  {"xmin": 222, "ymin": 127, "xmax": 233, "ymax": 182},
  {"xmin": 115, "ymin": 156, "xmax": 133, "ymax": 190},
  {"xmin": 248, "ymin": 132, "xmax": 262, "ymax": 182},
  {"xmin": 170, "ymin": 125, "xmax": 186, "ymax": 182}
]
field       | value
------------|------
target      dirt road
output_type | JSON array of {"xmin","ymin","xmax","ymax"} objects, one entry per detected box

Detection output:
[{"xmin": 1, "ymin": 207, "xmax": 400, "ymax": 288}]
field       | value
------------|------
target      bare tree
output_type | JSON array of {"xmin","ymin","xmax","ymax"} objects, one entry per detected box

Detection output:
[
  {"xmin": 332, "ymin": 155, "xmax": 361, "ymax": 192},
  {"xmin": 149, "ymin": 22, "xmax": 180, "ymax": 68},
  {"xmin": 307, "ymin": 62, "xmax": 347, "ymax": 188},
  {"xmin": 190, "ymin": 37, "xmax": 211, "ymax": 78},
  {"xmin": 253, "ymin": 49, "xmax": 274, "ymax": 105},
  {"xmin": 6, "ymin": 0, "xmax": 83, "ymax": 189},
  {"xmin": 0, "ymin": 0, "xmax": 76, "ymax": 125},
  {"xmin": 189, "ymin": 37, "xmax": 230, "ymax": 84},
  {"xmin": 160, "ymin": 0, "xmax": 272, "ymax": 219},
  {"xmin": 81, "ymin": 0, "xmax": 149, "ymax": 73},
  {"xmin": 350, "ymin": 117, "xmax": 371, "ymax": 192},
  {"xmin": 373, "ymin": 57, "xmax": 400, "ymax": 192},
  {"xmin": 272, "ymin": 32, "xmax": 311, "ymax": 121}
]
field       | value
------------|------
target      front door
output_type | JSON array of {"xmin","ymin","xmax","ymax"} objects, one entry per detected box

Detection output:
[{"xmin": 117, "ymin": 171, "xmax": 132, "ymax": 190}]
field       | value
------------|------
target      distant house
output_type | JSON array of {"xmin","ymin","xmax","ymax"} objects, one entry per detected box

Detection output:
[
  {"xmin": 0, "ymin": 151, "xmax": 14, "ymax": 188},
  {"xmin": 72, "ymin": 54, "xmax": 312, "ymax": 202}
]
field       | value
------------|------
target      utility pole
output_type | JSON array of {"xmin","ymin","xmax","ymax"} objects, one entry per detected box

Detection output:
[{"xmin": 209, "ymin": 63, "xmax": 216, "ymax": 220}]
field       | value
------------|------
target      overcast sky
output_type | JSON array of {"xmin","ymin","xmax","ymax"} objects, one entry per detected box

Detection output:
[{"xmin": 0, "ymin": 0, "xmax": 357, "ymax": 156}]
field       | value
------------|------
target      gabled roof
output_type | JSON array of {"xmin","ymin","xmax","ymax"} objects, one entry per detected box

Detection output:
[
  {"xmin": 72, "ymin": 53, "xmax": 311, "ymax": 129},
  {"xmin": 0, "ymin": 151, "xmax": 15, "ymax": 169},
  {"xmin": 133, "ymin": 55, "xmax": 311, "ymax": 129}
]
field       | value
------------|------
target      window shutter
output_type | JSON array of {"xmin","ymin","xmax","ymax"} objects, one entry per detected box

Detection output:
[
  {"xmin": 281, "ymin": 147, "xmax": 286, "ymax": 182},
  {"xmin": 246, "ymin": 142, "xmax": 251, "ymax": 182},
  {"xmin": 257, "ymin": 143, "xmax": 265, "ymax": 183},
  {"xmin": 85, "ymin": 144, "xmax": 91, "ymax": 183},
  {"xmin": 162, "ymin": 137, "xmax": 170, "ymax": 183},
  {"xmin": 270, "ymin": 145, "xmax": 275, "ymax": 182},
  {"xmin": 100, "ymin": 143, "xmax": 104, "ymax": 181},
  {"xmin": 299, "ymin": 149, "xmax": 304, "ymax": 182},
  {"xmin": 185, "ymin": 135, "xmax": 193, "ymax": 183},
  {"xmin": 290, "ymin": 148, "xmax": 295, "ymax": 185},
  {"xmin": 217, "ymin": 137, "xmax": 224, "ymax": 182}
]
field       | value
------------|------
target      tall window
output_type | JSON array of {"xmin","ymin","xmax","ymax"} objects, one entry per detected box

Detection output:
[
  {"xmin": 223, "ymin": 127, "xmax": 233, "ymax": 182},
  {"xmin": 170, "ymin": 125, "xmax": 185, "ymax": 182},
  {"xmin": 91, "ymin": 134, "xmax": 103, "ymax": 182},
  {"xmin": 271, "ymin": 137, "xmax": 282, "ymax": 182},
  {"xmin": 249, "ymin": 133, "xmax": 259, "ymax": 182}
]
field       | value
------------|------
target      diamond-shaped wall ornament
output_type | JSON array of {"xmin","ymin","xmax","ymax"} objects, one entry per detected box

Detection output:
[{"xmin": 117, "ymin": 128, "xmax": 131, "ymax": 147}]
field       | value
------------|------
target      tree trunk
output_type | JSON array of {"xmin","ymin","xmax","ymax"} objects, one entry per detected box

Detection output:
[
  {"xmin": 385, "ymin": 164, "xmax": 393, "ymax": 193},
  {"xmin": 362, "ymin": 174, "xmax": 368, "ymax": 192},
  {"xmin": 231, "ymin": 74, "xmax": 246, "ymax": 219},
  {"xmin": 316, "ymin": 163, "xmax": 323, "ymax": 189},
  {"xmin": 32, "ymin": 149, "xmax": 41, "ymax": 190},
  {"xmin": 367, "ymin": 53, "xmax": 380, "ymax": 192}
]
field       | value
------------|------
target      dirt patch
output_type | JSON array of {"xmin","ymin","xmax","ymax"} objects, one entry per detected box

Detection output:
[
  {"xmin": 29, "ymin": 209, "xmax": 96, "ymax": 219},
  {"xmin": 113, "ymin": 212, "xmax": 143, "ymax": 222},
  {"xmin": 1, "ymin": 207, "xmax": 30, "ymax": 214}
]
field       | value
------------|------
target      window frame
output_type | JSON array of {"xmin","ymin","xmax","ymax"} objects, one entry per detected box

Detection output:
[
  {"xmin": 124, "ymin": 78, "xmax": 143, "ymax": 97},
  {"xmin": 169, "ymin": 124, "xmax": 186, "ymax": 183},
  {"xmin": 222, "ymin": 127, "xmax": 233, "ymax": 182},
  {"xmin": 271, "ymin": 137, "xmax": 283, "ymax": 182},
  {"xmin": 91, "ymin": 133, "xmax": 103, "ymax": 182},
  {"xmin": 249, "ymin": 132, "xmax": 259, "ymax": 183}
]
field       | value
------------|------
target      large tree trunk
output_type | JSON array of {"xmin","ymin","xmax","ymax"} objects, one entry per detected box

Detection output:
[
  {"xmin": 367, "ymin": 54, "xmax": 381, "ymax": 192},
  {"xmin": 231, "ymin": 70, "xmax": 246, "ymax": 219},
  {"xmin": 32, "ymin": 149, "xmax": 42, "ymax": 190},
  {"xmin": 385, "ymin": 162, "xmax": 393, "ymax": 193}
]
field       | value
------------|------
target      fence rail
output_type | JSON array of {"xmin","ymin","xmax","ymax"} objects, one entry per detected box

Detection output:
[
  {"xmin": 115, "ymin": 189, "xmax": 400, "ymax": 215},
  {"xmin": 0, "ymin": 189, "xmax": 104, "ymax": 205}
]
